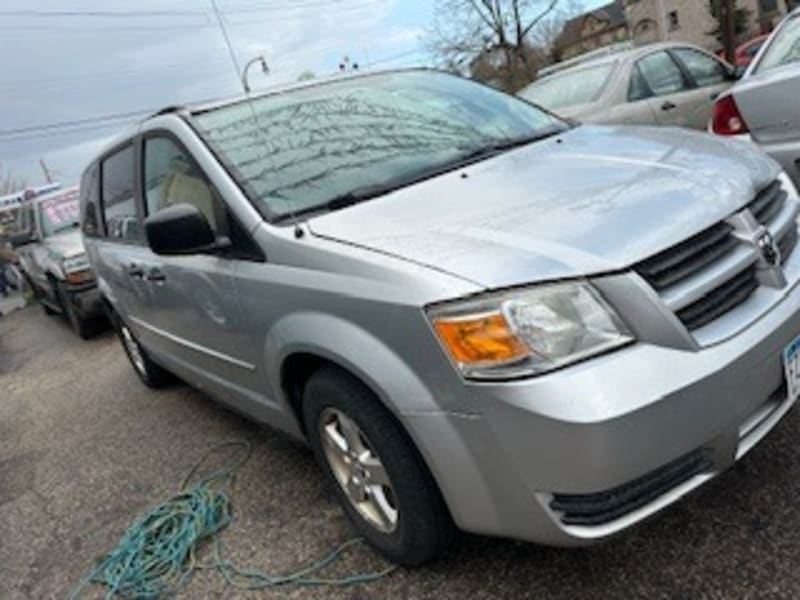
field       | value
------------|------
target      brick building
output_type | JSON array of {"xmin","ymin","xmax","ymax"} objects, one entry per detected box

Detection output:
[
  {"xmin": 625, "ymin": 0, "xmax": 793, "ymax": 51},
  {"xmin": 556, "ymin": 0, "xmax": 794, "ymax": 59},
  {"xmin": 556, "ymin": 1, "xmax": 630, "ymax": 59}
]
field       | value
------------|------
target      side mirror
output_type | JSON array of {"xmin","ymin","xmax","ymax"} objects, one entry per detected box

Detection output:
[
  {"xmin": 145, "ymin": 203, "xmax": 229, "ymax": 256},
  {"xmin": 9, "ymin": 229, "xmax": 37, "ymax": 248},
  {"xmin": 728, "ymin": 65, "xmax": 746, "ymax": 80}
]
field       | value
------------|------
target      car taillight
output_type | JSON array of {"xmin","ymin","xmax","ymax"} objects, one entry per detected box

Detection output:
[{"xmin": 712, "ymin": 95, "xmax": 749, "ymax": 135}]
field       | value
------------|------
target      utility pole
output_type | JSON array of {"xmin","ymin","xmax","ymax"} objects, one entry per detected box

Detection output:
[
  {"xmin": 722, "ymin": 0, "xmax": 737, "ymax": 63},
  {"xmin": 39, "ymin": 159, "xmax": 53, "ymax": 184}
]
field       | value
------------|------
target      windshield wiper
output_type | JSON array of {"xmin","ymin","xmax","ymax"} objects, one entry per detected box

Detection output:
[
  {"xmin": 273, "ymin": 127, "xmax": 565, "ymax": 224},
  {"xmin": 274, "ymin": 180, "xmax": 415, "ymax": 224},
  {"xmin": 457, "ymin": 128, "xmax": 564, "ymax": 162},
  {"xmin": 52, "ymin": 222, "xmax": 79, "ymax": 234}
]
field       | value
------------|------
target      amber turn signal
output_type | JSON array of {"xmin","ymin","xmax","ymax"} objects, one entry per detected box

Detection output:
[{"xmin": 433, "ymin": 312, "xmax": 529, "ymax": 365}]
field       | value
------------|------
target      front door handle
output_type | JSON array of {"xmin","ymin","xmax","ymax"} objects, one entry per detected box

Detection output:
[
  {"xmin": 661, "ymin": 100, "xmax": 677, "ymax": 111},
  {"xmin": 127, "ymin": 263, "xmax": 144, "ymax": 279},
  {"xmin": 146, "ymin": 267, "xmax": 166, "ymax": 283}
]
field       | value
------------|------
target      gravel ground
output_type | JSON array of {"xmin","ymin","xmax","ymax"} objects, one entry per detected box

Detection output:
[{"xmin": 3, "ymin": 305, "xmax": 800, "ymax": 599}]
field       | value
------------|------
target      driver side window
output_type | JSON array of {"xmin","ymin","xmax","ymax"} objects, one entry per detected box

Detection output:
[{"xmin": 143, "ymin": 136, "xmax": 229, "ymax": 237}]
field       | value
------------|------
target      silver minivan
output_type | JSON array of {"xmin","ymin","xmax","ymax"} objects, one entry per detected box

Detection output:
[{"xmin": 82, "ymin": 69, "xmax": 800, "ymax": 565}]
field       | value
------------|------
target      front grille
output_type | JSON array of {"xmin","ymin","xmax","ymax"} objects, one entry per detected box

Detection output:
[
  {"xmin": 635, "ymin": 178, "xmax": 798, "ymax": 335},
  {"xmin": 748, "ymin": 180, "xmax": 787, "ymax": 225},
  {"xmin": 635, "ymin": 222, "xmax": 737, "ymax": 291},
  {"xmin": 550, "ymin": 450, "xmax": 712, "ymax": 527},
  {"xmin": 675, "ymin": 265, "xmax": 759, "ymax": 331}
]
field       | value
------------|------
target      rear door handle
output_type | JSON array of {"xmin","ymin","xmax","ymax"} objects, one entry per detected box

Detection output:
[
  {"xmin": 127, "ymin": 264, "xmax": 144, "ymax": 279},
  {"xmin": 661, "ymin": 100, "xmax": 677, "ymax": 111},
  {"xmin": 146, "ymin": 267, "xmax": 166, "ymax": 283}
]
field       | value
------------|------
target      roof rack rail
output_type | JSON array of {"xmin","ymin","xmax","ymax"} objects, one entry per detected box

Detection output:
[{"xmin": 149, "ymin": 105, "xmax": 187, "ymax": 119}]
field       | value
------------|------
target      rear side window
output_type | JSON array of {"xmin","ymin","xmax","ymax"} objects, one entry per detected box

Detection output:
[
  {"xmin": 100, "ymin": 145, "xmax": 142, "ymax": 242},
  {"xmin": 671, "ymin": 48, "xmax": 726, "ymax": 87},
  {"xmin": 636, "ymin": 51, "xmax": 688, "ymax": 95},
  {"xmin": 755, "ymin": 15, "xmax": 800, "ymax": 73},
  {"xmin": 80, "ymin": 164, "xmax": 100, "ymax": 237},
  {"xmin": 628, "ymin": 66, "xmax": 651, "ymax": 101},
  {"xmin": 520, "ymin": 62, "xmax": 615, "ymax": 111}
]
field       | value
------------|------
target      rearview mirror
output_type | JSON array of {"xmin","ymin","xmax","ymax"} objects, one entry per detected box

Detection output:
[{"xmin": 145, "ymin": 203, "xmax": 229, "ymax": 256}]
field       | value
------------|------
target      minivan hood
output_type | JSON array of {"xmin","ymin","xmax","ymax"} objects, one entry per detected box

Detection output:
[
  {"xmin": 43, "ymin": 229, "xmax": 85, "ymax": 260},
  {"xmin": 308, "ymin": 125, "xmax": 779, "ymax": 289}
]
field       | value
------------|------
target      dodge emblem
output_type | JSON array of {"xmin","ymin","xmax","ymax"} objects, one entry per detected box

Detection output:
[{"xmin": 757, "ymin": 231, "xmax": 781, "ymax": 267}]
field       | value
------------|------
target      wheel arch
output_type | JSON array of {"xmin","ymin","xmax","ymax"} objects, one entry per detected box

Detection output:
[{"xmin": 268, "ymin": 312, "xmax": 441, "ymax": 436}]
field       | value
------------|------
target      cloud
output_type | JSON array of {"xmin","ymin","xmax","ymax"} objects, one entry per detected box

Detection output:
[{"xmin": 0, "ymin": 0, "xmax": 432, "ymax": 187}]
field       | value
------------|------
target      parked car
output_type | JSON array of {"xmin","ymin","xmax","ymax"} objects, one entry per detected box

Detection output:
[
  {"xmin": 82, "ymin": 69, "xmax": 800, "ymax": 565},
  {"xmin": 15, "ymin": 187, "xmax": 104, "ymax": 337},
  {"xmin": 717, "ymin": 34, "xmax": 770, "ymax": 68},
  {"xmin": 518, "ymin": 42, "xmax": 739, "ymax": 129},
  {"xmin": 711, "ymin": 7, "xmax": 800, "ymax": 188}
]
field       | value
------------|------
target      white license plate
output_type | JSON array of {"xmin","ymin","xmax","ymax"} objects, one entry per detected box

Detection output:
[{"xmin": 785, "ymin": 335, "xmax": 800, "ymax": 402}]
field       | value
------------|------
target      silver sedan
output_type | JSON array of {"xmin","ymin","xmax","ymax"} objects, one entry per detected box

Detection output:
[
  {"xmin": 519, "ymin": 42, "xmax": 738, "ymax": 130},
  {"xmin": 711, "ymin": 7, "xmax": 800, "ymax": 188}
]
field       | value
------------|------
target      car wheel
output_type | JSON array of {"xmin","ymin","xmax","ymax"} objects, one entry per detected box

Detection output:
[
  {"xmin": 114, "ymin": 317, "xmax": 174, "ymax": 388},
  {"xmin": 29, "ymin": 277, "xmax": 58, "ymax": 315},
  {"xmin": 55, "ymin": 282, "xmax": 93, "ymax": 339},
  {"xmin": 303, "ymin": 366, "xmax": 454, "ymax": 566}
]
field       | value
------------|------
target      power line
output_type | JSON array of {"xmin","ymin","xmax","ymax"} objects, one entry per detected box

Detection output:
[
  {"xmin": 208, "ymin": 0, "xmax": 243, "ymax": 89},
  {"xmin": 0, "ymin": 109, "xmax": 153, "ymax": 137},
  {"xmin": 367, "ymin": 48, "xmax": 426, "ymax": 67},
  {"xmin": 0, "ymin": 120, "xmax": 139, "ymax": 143},
  {"xmin": 0, "ymin": 9, "xmax": 207, "ymax": 17}
]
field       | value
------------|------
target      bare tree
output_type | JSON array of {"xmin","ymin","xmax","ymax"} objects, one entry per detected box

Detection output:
[
  {"xmin": 0, "ymin": 163, "xmax": 25, "ymax": 195},
  {"xmin": 428, "ymin": 0, "xmax": 561, "ymax": 91},
  {"xmin": 530, "ymin": 0, "xmax": 583, "ymax": 61}
]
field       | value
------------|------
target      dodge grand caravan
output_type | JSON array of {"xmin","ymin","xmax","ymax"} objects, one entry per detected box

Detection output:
[{"xmin": 81, "ymin": 69, "xmax": 800, "ymax": 565}]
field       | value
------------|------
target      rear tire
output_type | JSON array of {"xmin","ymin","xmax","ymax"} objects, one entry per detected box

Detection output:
[
  {"xmin": 111, "ymin": 311, "xmax": 174, "ymax": 388},
  {"xmin": 303, "ymin": 366, "xmax": 454, "ymax": 566}
]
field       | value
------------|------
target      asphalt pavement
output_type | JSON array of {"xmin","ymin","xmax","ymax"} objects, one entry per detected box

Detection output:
[{"xmin": 3, "ymin": 305, "xmax": 800, "ymax": 599}]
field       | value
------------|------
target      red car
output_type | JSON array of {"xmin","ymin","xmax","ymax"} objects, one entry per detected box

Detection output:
[{"xmin": 718, "ymin": 34, "xmax": 769, "ymax": 68}]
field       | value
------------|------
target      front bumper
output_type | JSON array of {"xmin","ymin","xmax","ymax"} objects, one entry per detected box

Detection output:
[
  {"xmin": 404, "ymin": 273, "xmax": 800, "ymax": 546},
  {"xmin": 65, "ymin": 281, "xmax": 104, "ymax": 319}
]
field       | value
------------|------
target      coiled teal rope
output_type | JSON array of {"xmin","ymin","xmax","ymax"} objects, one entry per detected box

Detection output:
[{"xmin": 70, "ymin": 441, "xmax": 396, "ymax": 599}]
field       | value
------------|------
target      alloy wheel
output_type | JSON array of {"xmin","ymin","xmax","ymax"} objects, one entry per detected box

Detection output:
[{"xmin": 318, "ymin": 407, "xmax": 399, "ymax": 533}]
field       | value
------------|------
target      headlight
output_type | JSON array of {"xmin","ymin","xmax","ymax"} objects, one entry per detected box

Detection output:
[
  {"xmin": 778, "ymin": 171, "xmax": 799, "ymax": 200},
  {"xmin": 62, "ymin": 254, "xmax": 89, "ymax": 274},
  {"xmin": 427, "ymin": 281, "xmax": 634, "ymax": 380}
]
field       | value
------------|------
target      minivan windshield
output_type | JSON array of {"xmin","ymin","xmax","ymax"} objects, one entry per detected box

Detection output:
[
  {"xmin": 754, "ymin": 14, "xmax": 800, "ymax": 73},
  {"xmin": 38, "ymin": 192, "xmax": 80, "ymax": 237},
  {"xmin": 193, "ymin": 70, "xmax": 566, "ymax": 221},
  {"xmin": 518, "ymin": 62, "xmax": 615, "ymax": 111}
]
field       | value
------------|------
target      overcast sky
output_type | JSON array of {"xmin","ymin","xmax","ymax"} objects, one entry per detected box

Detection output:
[{"xmin": 0, "ymin": 0, "xmax": 605, "ymax": 189}]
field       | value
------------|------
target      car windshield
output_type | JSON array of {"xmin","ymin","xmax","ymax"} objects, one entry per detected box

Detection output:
[
  {"xmin": 518, "ymin": 62, "xmax": 615, "ymax": 111},
  {"xmin": 192, "ymin": 70, "xmax": 565, "ymax": 221},
  {"xmin": 38, "ymin": 192, "xmax": 79, "ymax": 237},
  {"xmin": 755, "ymin": 15, "xmax": 800, "ymax": 72}
]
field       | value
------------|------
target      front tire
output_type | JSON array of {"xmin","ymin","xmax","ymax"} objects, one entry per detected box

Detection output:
[
  {"xmin": 303, "ymin": 366, "xmax": 454, "ymax": 566},
  {"xmin": 55, "ymin": 282, "xmax": 93, "ymax": 339},
  {"xmin": 29, "ymin": 277, "xmax": 58, "ymax": 315},
  {"xmin": 113, "ymin": 315, "xmax": 174, "ymax": 388}
]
